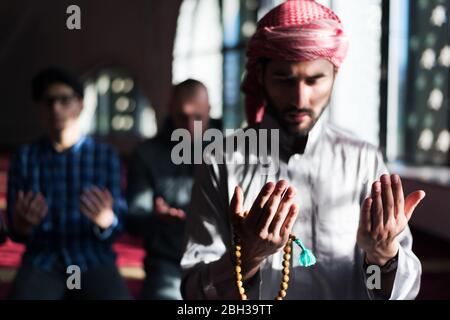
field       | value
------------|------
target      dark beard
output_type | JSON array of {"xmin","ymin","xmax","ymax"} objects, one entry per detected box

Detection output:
[{"xmin": 264, "ymin": 98, "xmax": 328, "ymax": 138}]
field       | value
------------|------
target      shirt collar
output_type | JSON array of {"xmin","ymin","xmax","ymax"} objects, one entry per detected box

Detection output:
[{"xmin": 42, "ymin": 135, "xmax": 88, "ymax": 154}]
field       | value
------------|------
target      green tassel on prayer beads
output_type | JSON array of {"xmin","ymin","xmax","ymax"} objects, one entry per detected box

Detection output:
[{"xmin": 293, "ymin": 237, "xmax": 317, "ymax": 267}]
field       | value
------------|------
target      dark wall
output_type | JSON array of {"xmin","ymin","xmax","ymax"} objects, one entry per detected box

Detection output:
[
  {"xmin": 0, "ymin": 0, "xmax": 182, "ymax": 149},
  {"xmin": 404, "ymin": 178, "xmax": 450, "ymax": 242}
]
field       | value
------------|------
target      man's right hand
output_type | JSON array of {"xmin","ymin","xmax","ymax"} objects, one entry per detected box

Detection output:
[
  {"xmin": 154, "ymin": 197, "xmax": 186, "ymax": 221},
  {"xmin": 230, "ymin": 180, "xmax": 299, "ymax": 280},
  {"xmin": 12, "ymin": 191, "xmax": 48, "ymax": 236}
]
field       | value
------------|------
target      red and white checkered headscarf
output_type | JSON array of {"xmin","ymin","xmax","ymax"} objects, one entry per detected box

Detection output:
[{"xmin": 242, "ymin": 0, "xmax": 349, "ymax": 125}]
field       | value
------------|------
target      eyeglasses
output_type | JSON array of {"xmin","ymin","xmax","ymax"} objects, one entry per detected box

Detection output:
[{"xmin": 40, "ymin": 94, "xmax": 79, "ymax": 108}]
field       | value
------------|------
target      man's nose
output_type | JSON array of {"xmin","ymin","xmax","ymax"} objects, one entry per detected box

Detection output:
[
  {"xmin": 49, "ymin": 101, "xmax": 65, "ymax": 113},
  {"xmin": 293, "ymin": 82, "xmax": 310, "ymax": 108}
]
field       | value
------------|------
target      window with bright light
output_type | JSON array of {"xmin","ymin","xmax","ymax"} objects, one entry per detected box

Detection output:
[{"xmin": 82, "ymin": 69, "xmax": 157, "ymax": 138}]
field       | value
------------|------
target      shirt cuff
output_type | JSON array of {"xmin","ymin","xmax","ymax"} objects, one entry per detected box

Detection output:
[
  {"xmin": 203, "ymin": 251, "xmax": 262, "ymax": 300},
  {"xmin": 93, "ymin": 215, "xmax": 118, "ymax": 240},
  {"xmin": 203, "ymin": 251, "xmax": 237, "ymax": 299},
  {"xmin": 388, "ymin": 245, "xmax": 422, "ymax": 300}
]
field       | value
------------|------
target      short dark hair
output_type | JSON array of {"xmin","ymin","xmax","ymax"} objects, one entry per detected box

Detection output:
[
  {"xmin": 172, "ymin": 79, "xmax": 207, "ymax": 98},
  {"xmin": 31, "ymin": 66, "xmax": 84, "ymax": 102}
]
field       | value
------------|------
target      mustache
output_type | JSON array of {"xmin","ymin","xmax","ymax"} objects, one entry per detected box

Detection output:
[{"xmin": 283, "ymin": 107, "xmax": 314, "ymax": 116}]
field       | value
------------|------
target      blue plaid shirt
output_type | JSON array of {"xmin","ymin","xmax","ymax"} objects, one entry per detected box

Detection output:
[{"xmin": 7, "ymin": 136, "xmax": 126, "ymax": 272}]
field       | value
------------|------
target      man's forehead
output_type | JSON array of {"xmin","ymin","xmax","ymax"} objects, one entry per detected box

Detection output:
[
  {"xmin": 45, "ymin": 83, "xmax": 75, "ymax": 95},
  {"xmin": 175, "ymin": 86, "xmax": 209, "ymax": 103},
  {"xmin": 267, "ymin": 59, "xmax": 334, "ymax": 75},
  {"xmin": 173, "ymin": 92, "xmax": 209, "ymax": 113}
]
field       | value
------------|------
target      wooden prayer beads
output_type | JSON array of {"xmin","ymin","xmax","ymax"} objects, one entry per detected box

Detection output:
[{"xmin": 233, "ymin": 234, "xmax": 295, "ymax": 300}]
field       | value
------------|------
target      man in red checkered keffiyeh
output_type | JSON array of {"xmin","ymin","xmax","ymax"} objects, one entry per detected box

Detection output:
[
  {"xmin": 242, "ymin": 0, "xmax": 349, "ymax": 126},
  {"xmin": 181, "ymin": 0, "xmax": 423, "ymax": 301}
]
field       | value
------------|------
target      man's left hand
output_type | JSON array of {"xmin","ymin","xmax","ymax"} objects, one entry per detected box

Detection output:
[
  {"xmin": 357, "ymin": 174, "xmax": 425, "ymax": 266},
  {"xmin": 80, "ymin": 186, "xmax": 115, "ymax": 229}
]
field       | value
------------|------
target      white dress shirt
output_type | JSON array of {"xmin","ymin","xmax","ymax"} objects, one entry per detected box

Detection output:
[{"xmin": 181, "ymin": 111, "xmax": 422, "ymax": 300}]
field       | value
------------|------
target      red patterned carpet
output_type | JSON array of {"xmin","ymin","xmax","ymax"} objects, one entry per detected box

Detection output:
[{"xmin": 0, "ymin": 233, "xmax": 145, "ymax": 299}]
